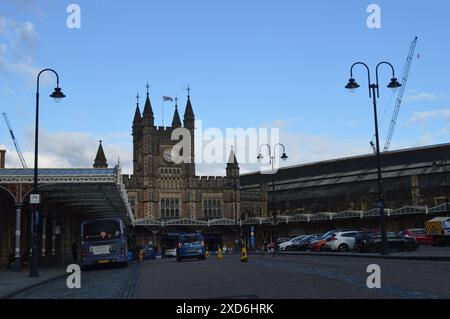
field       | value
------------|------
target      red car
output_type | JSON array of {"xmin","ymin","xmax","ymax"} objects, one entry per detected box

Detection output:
[
  {"xmin": 400, "ymin": 229, "xmax": 436, "ymax": 245},
  {"xmin": 310, "ymin": 239, "xmax": 328, "ymax": 252}
]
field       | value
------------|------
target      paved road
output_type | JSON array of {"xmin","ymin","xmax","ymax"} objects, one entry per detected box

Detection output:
[
  {"xmin": 11, "ymin": 254, "xmax": 450, "ymax": 299},
  {"xmin": 12, "ymin": 264, "xmax": 141, "ymax": 299}
]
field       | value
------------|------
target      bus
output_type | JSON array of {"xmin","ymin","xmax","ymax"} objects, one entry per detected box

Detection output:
[{"xmin": 80, "ymin": 218, "xmax": 128, "ymax": 268}]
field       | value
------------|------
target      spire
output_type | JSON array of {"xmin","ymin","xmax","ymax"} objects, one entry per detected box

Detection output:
[
  {"xmin": 183, "ymin": 85, "xmax": 195, "ymax": 129},
  {"xmin": 142, "ymin": 82, "xmax": 155, "ymax": 126},
  {"xmin": 226, "ymin": 146, "xmax": 239, "ymax": 178},
  {"xmin": 227, "ymin": 146, "xmax": 238, "ymax": 165},
  {"xmin": 133, "ymin": 93, "xmax": 142, "ymax": 124},
  {"xmin": 93, "ymin": 140, "xmax": 108, "ymax": 168},
  {"xmin": 172, "ymin": 97, "xmax": 182, "ymax": 128}
]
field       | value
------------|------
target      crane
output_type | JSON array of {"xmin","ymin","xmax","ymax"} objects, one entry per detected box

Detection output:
[
  {"xmin": 383, "ymin": 36, "xmax": 418, "ymax": 152},
  {"xmin": 2, "ymin": 113, "xmax": 28, "ymax": 168}
]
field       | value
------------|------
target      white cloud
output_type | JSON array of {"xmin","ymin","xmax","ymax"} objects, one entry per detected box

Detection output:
[
  {"xmin": 0, "ymin": 16, "xmax": 39, "ymax": 80},
  {"xmin": 405, "ymin": 92, "xmax": 437, "ymax": 102},
  {"xmin": 4, "ymin": 130, "xmax": 133, "ymax": 174},
  {"xmin": 408, "ymin": 109, "xmax": 450, "ymax": 124}
]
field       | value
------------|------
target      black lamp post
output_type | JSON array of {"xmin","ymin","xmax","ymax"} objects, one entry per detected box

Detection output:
[
  {"xmin": 257, "ymin": 143, "xmax": 288, "ymax": 249},
  {"xmin": 345, "ymin": 62, "xmax": 401, "ymax": 256},
  {"xmin": 30, "ymin": 69, "xmax": 65, "ymax": 278},
  {"xmin": 445, "ymin": 160, "xmax": 450, "ymax": 216}
]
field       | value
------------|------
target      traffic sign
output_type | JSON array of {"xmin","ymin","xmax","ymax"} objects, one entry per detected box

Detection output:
[{"xmin": 30, "ymin": 194, "xmax": 41, "ymax": 204}]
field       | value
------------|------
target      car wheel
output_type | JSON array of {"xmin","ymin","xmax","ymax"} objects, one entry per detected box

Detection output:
[{"xmin": 338, "ymin": 244, "xmax": 349, "ymax": 252}]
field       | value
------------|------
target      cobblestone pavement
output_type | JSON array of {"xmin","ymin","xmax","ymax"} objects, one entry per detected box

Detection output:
[
  {"xmin": 12, "ymin": 263, "xmax": 142, "ymax": 299},
  {"xmin": 139, "ymin": 255, "xmax": 450, "ymax": 299},
  {"xmin": 9, "ymin": 253, "xmax": 450, "ymax": 299}
]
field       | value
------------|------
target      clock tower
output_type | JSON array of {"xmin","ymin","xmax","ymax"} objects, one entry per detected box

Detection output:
[
  {"xmin": 125, "ymin": 83, "xmax": 267, "ymax": 228},
  {"xmin": 131, "ymin": 86, "xmax": 196, "ymax": 220}
]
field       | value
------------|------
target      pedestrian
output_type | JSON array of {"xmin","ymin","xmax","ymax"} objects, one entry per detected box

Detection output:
[
  {"xmin": 72, "ymin": 241, "xmax": 79, "ymax": 263},
  {"xmin": 273, "ymin": 235, "xmax": 280, "ymax": 257}
]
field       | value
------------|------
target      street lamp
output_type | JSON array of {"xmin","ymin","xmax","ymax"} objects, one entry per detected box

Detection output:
[
  {"xmin": 345, "ymin": 61, "xmax": 401, "ymax": 256},
  {"xmin": 30, "ymin": 69, "xmax": 65, "ymax": 278},
  {"xmin": 257, "ymin": 143, "xmax": 288, "ymax": 249}
]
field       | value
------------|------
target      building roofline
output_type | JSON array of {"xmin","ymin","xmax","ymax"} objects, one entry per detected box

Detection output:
[{"xmin": 240, "ymin": 142, "xmax": 450, "ymax": 177}]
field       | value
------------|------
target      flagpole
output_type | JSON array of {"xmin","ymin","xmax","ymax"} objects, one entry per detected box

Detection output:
[{"xmin": 161, "ymin": 97, "xmax": 164, "ymax": 127}]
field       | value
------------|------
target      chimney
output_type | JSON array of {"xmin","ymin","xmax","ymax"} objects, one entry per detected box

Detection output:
[{"xmin": 0, "ymin": 149, "xmax": 5, "ymax": 169}]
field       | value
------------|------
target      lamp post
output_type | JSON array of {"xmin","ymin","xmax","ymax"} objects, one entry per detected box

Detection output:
[
  {"xmin": 445, "ymin": 160, "xmax": 450, "ymax": 216},
  {"xmin": 30, "ymin": 69, "xmax": 65, "ymax": 278},
  {"xmin": 345, "ymin": 62, "xmax": 401, "ymax": 256},
  {"xmin": 257, "ymin": 143, "xmax": 288, "ymax": 249},
  {"xmin": 232, "ymin": 181, "xmax": 240, "ymax": 251}
]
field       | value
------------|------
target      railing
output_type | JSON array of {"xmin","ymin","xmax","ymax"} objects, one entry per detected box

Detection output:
[{"xmin": 134, "ymin": 203, "xmax": 450, "ymax": 227}]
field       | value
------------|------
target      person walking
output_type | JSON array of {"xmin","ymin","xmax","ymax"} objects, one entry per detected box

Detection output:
[{"xmin": 72, "ymin": 241, "xmax": 79, "ymax": 264}]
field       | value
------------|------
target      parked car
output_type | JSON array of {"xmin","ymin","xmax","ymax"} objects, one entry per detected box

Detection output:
[
  {"xmin": 277, "ymin": 237, "xmax": 295, "ymax": 244},
  {"xmin": 355, "ymin": 231, "xmax": 418, "ymax": 253},
  {"xmin": 142, "ymin": 245, "xmax": 157, "ymax": 260},
  {"xmin": 310, "ymin": 233, "xmax": 335, "ymax": 252},
  {"xmin": 309, "ymin": 230, "xmax": 351, "ymax": 252},
  {"xmin": 279, "ymin": 235, "xmax": 307, "ymax": 251},
  {"xmin": 164, "ymin": 248, "xmax": 177, "ymax": 258},
  {"xmin": 399, "ymin": 229, "xmax": 436, "ymax": 245},
  {"xmin": 176, "ymin": 233, "xmax": 206, "ymax": 262},
  {"xmin": 323, "ymin": 231, "xmax": 360, "ymax": 252},
  {"xmin": 285, "ymin": 234, "xmax": 320, "ymax": 251}
]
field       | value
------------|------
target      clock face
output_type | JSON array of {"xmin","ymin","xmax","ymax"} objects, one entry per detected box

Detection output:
[{"xmin": 163, "ymin": 148, "xmax": 174, "ymax": 163}]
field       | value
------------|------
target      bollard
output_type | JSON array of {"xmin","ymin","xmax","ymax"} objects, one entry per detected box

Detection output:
[
  {"xmin": 217, "ymin": 248, "xmax": 224, "ymax": 260},
  {"xmin": 240, "ymin": 247, "xmax": 248, "ymax": 263},
  {"xmin": 206, "ymin": 250, "xmax": 210, "ymax": 258}
]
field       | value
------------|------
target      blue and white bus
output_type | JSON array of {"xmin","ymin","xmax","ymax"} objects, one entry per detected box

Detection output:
[{"xmin": 80, "ymin": 218, "xmax": 128, "ymax": 268}]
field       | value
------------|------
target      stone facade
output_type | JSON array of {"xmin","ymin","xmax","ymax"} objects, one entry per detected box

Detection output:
[{"xmin": 123, "ymin": 90, "xmax": 267, "ymax": 221}]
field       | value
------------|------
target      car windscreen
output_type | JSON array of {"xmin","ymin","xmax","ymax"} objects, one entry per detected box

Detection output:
[
  {"xmin": 83, "ymin": 220, "xmax": 121, "ymax": 241},
  {"xmin": 410, "ymin": 229, "xmax": 426, "ymax": 235},
  {"xmin": 181, "ymin": 234, "xmax": 202, "ymax": 244}
]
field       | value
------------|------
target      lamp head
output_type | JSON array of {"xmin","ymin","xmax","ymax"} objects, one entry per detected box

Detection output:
[
  {"xmin": 345, "ymin": 78, "xmax": 360, "ymax": 93},
  {"xmin": 50, "ymin": 87, "xmax": 66, "ymax": 103},
  {"xmin": 281, "ymin": 152, "xmax": 288, "ymax": 161},
  {"xmin": 387, "ymin": 78, "xmax": 402, "ymax": 92},
  {"xmin": 257, "ymin": 153, "xmax": 264, "ymax": 161}
]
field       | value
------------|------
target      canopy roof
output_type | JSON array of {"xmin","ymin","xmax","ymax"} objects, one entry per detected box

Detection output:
[{"xmin": 0, "ymin": 167, "xmax": 134, "ymax": 225}]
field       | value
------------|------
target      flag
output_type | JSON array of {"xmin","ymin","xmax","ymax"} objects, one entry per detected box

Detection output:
[{"xmin": 163, "ymin": 96, "xmax": 173, "ymax": 102}]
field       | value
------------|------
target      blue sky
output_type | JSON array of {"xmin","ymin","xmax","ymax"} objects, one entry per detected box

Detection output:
[{"xmin": 0, "ymin": 0, "xmax": 449, "ymax": 174}]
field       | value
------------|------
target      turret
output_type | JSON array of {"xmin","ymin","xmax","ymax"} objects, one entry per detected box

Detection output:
[
  {"xmin": 183, "ymin": 86, "xmax": 195, "ymax": 130},
  {"xmin": 132, "ymin": 93, "xmax": 142, "ymax": 134},
  {"xmin": 142, "ymin": 83, "xmax": 155, "ymax": 127},
  {"xmin": 172, "ymin": 97, "xmax": 182, "ymax": 128},
  {"xmin": 93, "ymin": 140, "xmax": 108, "ymax": 168},
  {"xmin": 226, "ymin": 147, "xmax": 239, "ymax": 178}
]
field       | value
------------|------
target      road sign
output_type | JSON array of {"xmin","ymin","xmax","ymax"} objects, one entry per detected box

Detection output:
[
  {"xmin": 250, "ymin": 226, "xmax": 255, "ymax": 248},
  {"xmin": 30, "ymin": 194, "xmax": 41, "ymax": 205}
]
